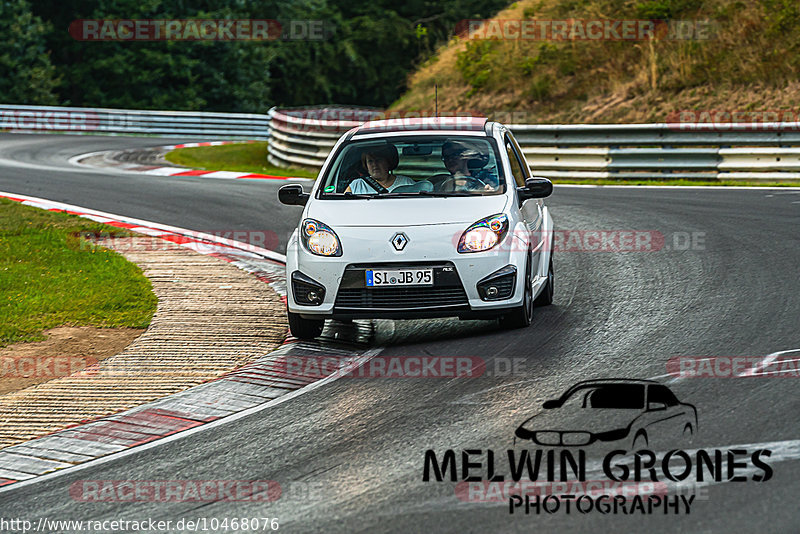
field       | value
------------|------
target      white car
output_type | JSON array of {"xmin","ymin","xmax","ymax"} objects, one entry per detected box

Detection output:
[{"xmin": 278, "ymin": 117, "xmax": 555, "ymax": 340}]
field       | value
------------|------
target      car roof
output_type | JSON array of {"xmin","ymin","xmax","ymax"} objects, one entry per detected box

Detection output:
[
  {"xmin": 561, "ymin": 379, "xmax": 660, "ymax": 393},
  {"xmin": 351, "ymin": 116, "xmax": 490, "ymax": 137},
  {"xmin": 569, "ymin": 378, "xmax": 659, "ymax": 386}
]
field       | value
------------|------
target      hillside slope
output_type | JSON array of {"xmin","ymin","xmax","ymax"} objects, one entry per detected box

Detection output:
[{"xmin": 391, "ymin": 0, "xmax": 800, "ymax": 123}]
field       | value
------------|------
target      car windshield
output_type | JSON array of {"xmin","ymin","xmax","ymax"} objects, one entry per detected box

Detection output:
[
  {"xmin": 317, "ymin": 135, "xmax": 505, "ymax": 198},
  {"xmin": 560, "ymin": 384, "xmax": 646, "ymax": 409}
]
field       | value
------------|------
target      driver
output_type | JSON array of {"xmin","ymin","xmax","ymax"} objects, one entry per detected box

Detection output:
[
  {"xmin": 345, "ymin": 144, "xmax": 414, "ymax": 194},
  {"xmin": 440, "ymin": 140, "xmax": 497, "ymax": 193}
]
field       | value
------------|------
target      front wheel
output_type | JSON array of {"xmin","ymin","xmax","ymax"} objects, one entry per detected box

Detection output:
[
  {"xmin": 632, "ymin": 431, "xmax": 648, "ymax": 450},
  {"xmin": 499, "ymin": 258, "xmax": 533, "ymax": 329},
  {"xmin": 288, "ymin": 310, "xmax": 324, "ymax": 340}
]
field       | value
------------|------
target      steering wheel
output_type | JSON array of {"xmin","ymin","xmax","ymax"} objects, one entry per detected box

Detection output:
[{"xmin": 441, "ymin": 175, "xmax": 488, "ymax": 192}]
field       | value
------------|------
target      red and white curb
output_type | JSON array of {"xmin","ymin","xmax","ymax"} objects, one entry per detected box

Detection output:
[
  {"xmin": 68, "ymin": 140, "xmax": 311, "ymax": 182},
  {"xmin": 0, "ymin": 191, "xmax": 376, "ymax": 491}
]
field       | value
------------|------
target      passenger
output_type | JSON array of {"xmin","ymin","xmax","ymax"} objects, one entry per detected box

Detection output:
[
  {"xmin": 345, "ymin": 144, "xmax": 415, "ymax": 194},
  {"xmin": 440, "ymin": 140, "xmax": 497, "ymax": 193}
]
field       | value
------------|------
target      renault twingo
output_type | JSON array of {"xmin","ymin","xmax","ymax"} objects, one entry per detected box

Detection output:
[{"xmin": 278, "ymin": 117, "xmax": 554, "ymax": 339}]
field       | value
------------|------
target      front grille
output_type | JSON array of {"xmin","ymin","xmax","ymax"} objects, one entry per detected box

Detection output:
[
  {"xmin": 291, "ymin": 271, "xmax": 326, "ymax": 306},
  {"xmin": 487, "ymin": 274, "xmax": 514, "ymax": 298},
  {"xmin": 533, "ymin": 431, "xmax": 592, "ymax": 447},
  {"xmin": 476, "ymin": 265, "xmax": 516, "ymax": 301},
  {"xmin": 335, "ymin": 286, "xmax": 468, "ymax": 310}
]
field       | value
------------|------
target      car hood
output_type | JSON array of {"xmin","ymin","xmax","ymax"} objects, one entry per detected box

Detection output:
[
  {"xmin": 306, "ymin": 195, "xmax": 509, "ymax": 227},
  {"xmin": 518, "ymin": 407, "xmax": 642, "ymax": 435}
]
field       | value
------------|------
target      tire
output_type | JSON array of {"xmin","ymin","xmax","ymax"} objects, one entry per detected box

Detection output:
[
  {"xmin": 534, "ymin": 252, "xmax": 554, "ymax": 307},
  {"xmin": 500, "ymin": 257, "xmax": 533, "ymax": 329},
  {"xmin": 632, "ymin": 431, "xmax": 648, "ymax": 450},
  {"xmin": 288, "ymin": 310, "xmax": 325, "ymax": 340},
  {"xmin": 683, "ymin": 423, "xmax": 694, "ymax": 444}
]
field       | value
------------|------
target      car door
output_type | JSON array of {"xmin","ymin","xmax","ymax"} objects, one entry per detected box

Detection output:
[
  {"xmin": 504, "ymin": 132, "xmax": 543, "ymax": 272},
  {"xmin": 643, "ymin": 384, "xmax": 689, "ymax": 448}
]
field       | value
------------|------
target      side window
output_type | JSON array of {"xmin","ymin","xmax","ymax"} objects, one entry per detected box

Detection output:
[
  {"xmin": 648, "ymin": 385, "xmax": 679, "ymax": 407},
  {"xmin": 504, "ymin": 135, "xmax": 526, "ymax": 187}
]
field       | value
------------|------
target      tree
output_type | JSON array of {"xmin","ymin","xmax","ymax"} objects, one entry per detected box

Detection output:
[{"xmin": 0, "ymin": 0, "xmax": 59, "ymax": 104}]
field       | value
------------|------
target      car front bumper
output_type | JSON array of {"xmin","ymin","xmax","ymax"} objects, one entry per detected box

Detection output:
[{"xmin": 286, "ymin": 223, "xmax": 529, "ymax": 320}]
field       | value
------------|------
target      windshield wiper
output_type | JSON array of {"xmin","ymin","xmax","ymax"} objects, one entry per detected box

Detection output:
[
  {"xmin": 412, "ymin": 191, "xmax": 477, "ymax": 197},
  {"xmin": 336, "ymin": 192, "xmax": 376, "ymax": 199},
  {"xmin": 332, "ymin": 191, "xmax": 478, "ymax": 199},
  {"xmin": 367, "ymin": 191, "xmax": 478, "ymax": 198}
]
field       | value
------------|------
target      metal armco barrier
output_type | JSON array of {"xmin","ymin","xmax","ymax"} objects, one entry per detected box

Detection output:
[
  {"xmin": 266, "ymin": 106, "xmax": 381, "ymax": 169},
  {"xmin": 4, "ymin": 102, "xmax": 800, "ymax": 180},
  {"xmin": 0, "ymin": 104, "xmax": 270, "ymax": 139},
  {"xmin": 511, "ymin": 123, "xmax": 800, "ymax": 180},
  {"xmin": 266, "ymin": 110, "xmax": 800, "ymax": 181}
]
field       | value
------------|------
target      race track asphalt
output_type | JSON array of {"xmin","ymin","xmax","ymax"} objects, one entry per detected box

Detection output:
[{"xmin": 1, "ymin": 133, "xmax": 798, "ymax": 533}]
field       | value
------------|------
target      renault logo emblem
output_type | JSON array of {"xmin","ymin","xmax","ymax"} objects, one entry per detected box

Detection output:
[{"xmin": 391, "ymin": 232, "xmax": 409, "ymax": 251}]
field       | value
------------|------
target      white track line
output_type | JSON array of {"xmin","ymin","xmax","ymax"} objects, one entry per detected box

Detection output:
[
  {"xmin": 0, "ymin": 190, "xmax": 286, "ymax": 263},
  {"xmin": 0, "ymin": 191, "xmax": 386, "ymax": 492},
  {"xmin": 737, "ymin": 348, "xmax": 800, "ymax": 378},
  {"xmin": 0, "ymin": 349, "xmax": 382, "ymax": 495}
]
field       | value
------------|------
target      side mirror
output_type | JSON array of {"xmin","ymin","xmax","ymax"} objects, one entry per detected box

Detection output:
[
  {"xmin": 647, "ymin": 401, "xmax": 667, "ymax": 412},
  {"xmin": 542, "ymin": 399, "xmax": 559, "ymax": 409},
  {"xmin": 517, "ymin": 177, "xmax": 553, "ymax": 202},
  {"xmin": 278, "ymin": 184, "xmax": 309, "ymax": 206}
]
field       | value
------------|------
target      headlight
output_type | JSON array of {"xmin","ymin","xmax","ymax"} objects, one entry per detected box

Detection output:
[
  {"xmin": 301, "ymin": 219, "xmax": 342, "ymax": 256},
  {"xmin": 457, "ymin": 214, "xmax": 508, "ymax": 253}
]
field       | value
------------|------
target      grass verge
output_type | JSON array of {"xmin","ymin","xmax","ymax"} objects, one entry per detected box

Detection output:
[
  {"xmin": 0, "ymin": 198, "xmax": 157, "ymax": 347},
  {"xmin": 165, "ymin": 141, "xmax": 318, "ymax": 179}
]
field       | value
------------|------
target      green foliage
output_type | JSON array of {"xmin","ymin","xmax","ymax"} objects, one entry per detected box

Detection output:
[
  {"xmin": 635, "ymin": 0, "xmax": 704, "ymax": 19},
  {"xmin": 0, "ymin": 0, "xmax": 59, "ymax": 104},
  {"xmin": 33, "ymin": 0, "xmax": 277, "ymax": 111},
  {"xmin": 6, "ymin": 0, "xmax": 508, "ymax": 110},
  {"xmin": 456, "ymin": 40, "xmax": 501, "ymax": 94},
  {"xmin": 762, "ymin": 0, "xmax": 800, "ymax": 37}
]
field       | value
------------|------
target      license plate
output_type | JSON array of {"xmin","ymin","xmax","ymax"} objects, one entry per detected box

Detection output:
[{"xmin": 366, "ymin": 269, "xmax": 433, "ymax": 287}]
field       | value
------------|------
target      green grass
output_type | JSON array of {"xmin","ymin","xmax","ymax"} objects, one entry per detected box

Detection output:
[
  {"xmin": 164, "ymin": 141, "xmax": 318, "ymax": 179},
  {"xmin": 0, "ymin": 199, "xmax": 157, "ymax": 347}
]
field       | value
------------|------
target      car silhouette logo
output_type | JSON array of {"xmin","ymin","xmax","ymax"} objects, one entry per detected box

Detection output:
[
  {"xmin": 391, "ymin": 232, "xmax": 409, "ymax": 251},
  {"xmin": 514, "ymin": 379, "xmax": 697, "ymax": 450}
]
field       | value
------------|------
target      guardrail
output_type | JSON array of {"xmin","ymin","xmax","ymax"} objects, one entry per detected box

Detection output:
[
  {"xmin": 4, "ymin": 103, "xmax": 800, "ymax": 180},
  {"xmin": 512, "ymin": 123, "xmax": 800, "ymax": 180},
  {"xmin": 266, "ymin": 110, "xmax": 800, "ymax": 181},
  {"xmin": 266, "ymin": 106, "xmax": 381, "ymax": 169},
  {"xmin": 0, "ymin": 104, "xmax": 270, "ymax": 139}
]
